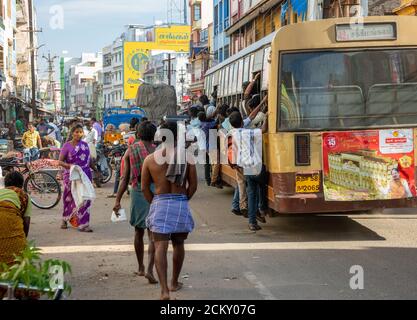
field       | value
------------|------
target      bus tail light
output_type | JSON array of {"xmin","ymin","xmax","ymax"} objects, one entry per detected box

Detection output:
[{"xmin": 295, "ymin": 134, "xmax": 311, "ymax": 166}]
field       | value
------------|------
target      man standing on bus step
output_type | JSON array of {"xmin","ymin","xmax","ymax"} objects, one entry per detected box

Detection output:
[
  {"xmin": 229, "ymin": 96, "xmax": 265, "ymax": 218},
  {"xmin": 229, "ymin": 109, "xmax": 267, "ymax": 231},
  {"xmin": 142, "ymin": 121, "xmax": 198, "ymax": 300}
]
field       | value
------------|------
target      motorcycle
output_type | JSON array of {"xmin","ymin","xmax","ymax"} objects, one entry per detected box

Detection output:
[
  {"xmin": 107, "ymin": 141, "xmax": 127, "ymax": 185},
  {"xmin": 108, "ymin": 141, "xmax": 127, "ymax": 165}
]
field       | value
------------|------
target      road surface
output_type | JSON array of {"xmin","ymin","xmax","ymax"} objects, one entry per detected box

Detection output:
[{"xmin": 29, "ymin": 169, "xmax": 417, "ymax": 300}]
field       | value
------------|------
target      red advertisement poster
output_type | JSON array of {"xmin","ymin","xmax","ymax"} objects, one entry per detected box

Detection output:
[{"xmin": 322, "ymin": 129, "xmax": 416, "ymax": 201}]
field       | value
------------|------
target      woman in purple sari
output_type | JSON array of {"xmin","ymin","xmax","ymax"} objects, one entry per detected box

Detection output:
[{"xmin": 58, "ymin": 124, "xmax": 93, "ymax": 232}]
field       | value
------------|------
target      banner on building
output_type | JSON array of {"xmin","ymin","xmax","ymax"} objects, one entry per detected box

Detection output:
[
  {"xmin": 123, "ymin": 26, "xmax": 191, "ymax": 100},
  {"xmin": 155, "ymin": 25, "xmax": 191, "ymax": 53},
  {"xmin": 322, "ymin": 129, "xmax": 416, "ymax": 201},
  {"xmin": 123, "ymin": 42, "xmax": 155, "ymax": 100}
]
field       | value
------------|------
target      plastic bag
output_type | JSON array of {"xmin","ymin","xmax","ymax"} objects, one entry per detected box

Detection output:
[{"xmin": 111, "ymin": 208, "xmax": 127, "ymax": 223}]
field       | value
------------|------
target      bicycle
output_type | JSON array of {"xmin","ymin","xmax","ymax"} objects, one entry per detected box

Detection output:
[{"xmin": 0, "ymin": 157, "xmax": 62, "ymax": 210}]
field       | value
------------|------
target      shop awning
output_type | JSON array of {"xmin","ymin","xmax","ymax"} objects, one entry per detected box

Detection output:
[
  {"xmin": 10, "ymin": 96, "xmax": 27, "ymax": 104},
  {"xmin": 37, "ymin": 107, "xmax": 54, "ymax": 115}
]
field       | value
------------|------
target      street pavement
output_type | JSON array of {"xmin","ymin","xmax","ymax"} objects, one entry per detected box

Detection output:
[{"xmin": 29, "ymin": 167, "xmax": 417, "ymax": 300}]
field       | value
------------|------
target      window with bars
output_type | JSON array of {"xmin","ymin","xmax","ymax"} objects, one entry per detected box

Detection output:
[
  {"xmin": 214, "ymin": 5, "xmax": 219, "ymax": 35},
  {"xmin": 194, "ymin": 4, "xmax": 201, "ymax": 21}
]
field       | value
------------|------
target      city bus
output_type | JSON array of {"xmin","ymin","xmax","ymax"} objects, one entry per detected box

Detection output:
[{"xmin": 204, "ymin": 16, "xmax": 417, "ymax": 214}]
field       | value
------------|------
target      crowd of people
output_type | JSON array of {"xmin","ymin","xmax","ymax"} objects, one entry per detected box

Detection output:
[
  {"xmin": 188, "ymin": 71, "xmax": 269, "ymax": 232},
  {"xmin": 1, "ymin": 72, "xmax": 270, "ymax": 299}
]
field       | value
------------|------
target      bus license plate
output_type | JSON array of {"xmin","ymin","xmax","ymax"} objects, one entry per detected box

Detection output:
[{"xmin": 295, "ymin": 173, "xmax": 320, "ymax": 193}]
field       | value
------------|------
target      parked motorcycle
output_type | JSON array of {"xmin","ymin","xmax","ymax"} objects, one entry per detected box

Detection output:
[{"xmin": 107, "ymin": 141, "xmax": 127, "ymax": 171}]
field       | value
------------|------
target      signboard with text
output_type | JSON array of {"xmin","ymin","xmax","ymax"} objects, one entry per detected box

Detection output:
[
  {"xmin": 155, "ymin": 25, "xmax": 191, "ymax": 52},
  {"xmin": 123, "ymin": 25, "xmax": 191, "ymax": 100}
]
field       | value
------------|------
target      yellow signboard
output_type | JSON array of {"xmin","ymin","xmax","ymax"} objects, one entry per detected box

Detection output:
[
  {"xmin": 155, "ymin": 25, "xmax": 191, "ymax": 53},
  {"xmin": 124, "ymin": 25, "xmax": 191, "ymax": 100},
  {"xmin": 124, "ymin": 42, "xmax": 154, "ymax": 100}
]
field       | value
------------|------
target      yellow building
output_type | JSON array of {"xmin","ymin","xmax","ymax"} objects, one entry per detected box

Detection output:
[{"xmin": 393, "ymin": 0, "xmax": 417, "ymax": 15}]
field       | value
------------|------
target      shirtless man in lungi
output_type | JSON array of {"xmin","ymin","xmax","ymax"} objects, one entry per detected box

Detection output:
[{"xmin": 141, "ymin": 121, "xmax": 198, "ymax": 300}]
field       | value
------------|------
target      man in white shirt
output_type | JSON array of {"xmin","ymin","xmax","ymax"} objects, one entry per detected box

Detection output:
[
  {"xmin": 229, "ymin": 111, "xmax": 268, "ymax": 231},
  {"xmin": 83, "ymin": 123, "xmax": 98, "ymax": 159}
]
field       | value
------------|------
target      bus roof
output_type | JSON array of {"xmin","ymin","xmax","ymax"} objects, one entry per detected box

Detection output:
[{"xmin": 205, "ymin": 31, "xmax": 276, "ymax": 76}]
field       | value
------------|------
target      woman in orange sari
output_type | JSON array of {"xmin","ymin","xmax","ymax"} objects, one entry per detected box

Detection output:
[{"xmin": 0, "ymin": 172, "xmax": 31, "ymax": 266}]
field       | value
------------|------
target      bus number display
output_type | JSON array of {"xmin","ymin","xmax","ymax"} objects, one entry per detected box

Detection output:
[{"xmin": 295, "ymin": 173, "xmax": 321, "ymax": 193}]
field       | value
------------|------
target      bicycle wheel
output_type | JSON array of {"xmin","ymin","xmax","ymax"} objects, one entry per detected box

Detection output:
[{"xmin": 24, "ymin": 171, "xmax": 62, "ymax": 210}]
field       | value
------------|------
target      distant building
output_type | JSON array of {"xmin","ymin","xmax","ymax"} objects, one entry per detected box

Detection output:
[
  {"xmin": 65, "ymin": 53, "xmax": 102, "ymax": 116},
  {"xmin": 102, "ymin": 37, "xmax": 124, "ymax": 109},
  {"xmin": 189, "ymin": 0, "xmax": 214, "ymax": 98},
  {"xmin": 102, "ymin": 25, "xmax": 156, "ymax": 109},
  {"xmin": 63, "ymin": 57, "xmax": 82, "ymax": 114},
  {"xmin": 144, "ymin": 52, "xmax": 191, "ymax": 104}
]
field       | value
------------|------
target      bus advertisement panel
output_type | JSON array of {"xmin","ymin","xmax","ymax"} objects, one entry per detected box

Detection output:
[{"xmin": 322, "ymin": 129, "xmax": 416, "ymax": 201}]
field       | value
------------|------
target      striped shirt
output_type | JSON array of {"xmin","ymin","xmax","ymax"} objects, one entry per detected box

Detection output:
[{"xmin": 129, "ymin": 140, "xmax": 153, "ymax": 189}]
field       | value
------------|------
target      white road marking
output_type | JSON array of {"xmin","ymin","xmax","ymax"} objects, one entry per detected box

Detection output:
[
  {"xmin": 38, "ymin": 241, "xmax": 417, "ymax": 254},
  {"xmin": 244, "ymin": 272, "xmax": 276, "ymax": 300}
]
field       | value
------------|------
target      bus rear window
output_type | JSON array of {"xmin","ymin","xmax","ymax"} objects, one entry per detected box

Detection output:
[{"xmin": 279, "ymin": 49, "xmax": 417, "ymax": 131}]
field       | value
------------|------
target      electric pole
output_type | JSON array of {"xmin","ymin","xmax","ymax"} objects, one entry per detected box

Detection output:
[
  {"xmin": 42, "ymin": 52, "xmax": 59, "ymax": 115},
  {"xmin": 184, "ymin": 0, "xmax": 187, "ymax": 24},
  {"xmin": 167, "ymin": 54, "xmax": 173, "ymax": 86},
  {"xmin": 179, "ymin": 67, "xmax": 186, "ymax": 104},
  {"xmin": 27, "ymin": 0, "xmax": 42, "ymax": 118}
]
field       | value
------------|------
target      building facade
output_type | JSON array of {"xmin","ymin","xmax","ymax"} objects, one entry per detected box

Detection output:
[
  {"xmin": 225, "ymin": 0, "xmax": 401, "ymax": 58},
  {"xmin": 102, "ymin": 37, "xmax": 124, "ymax": 109},
  {"xmin": 63, "ymin": 57, "xmax": 81, "ymax": 114},
  {"xmin": 0, "ymin": 0, "xmax": 40, "ymax": 123},
  {"xmin": 0, "ymin": 0, "xmax": 17, "ymax": 123},
  {"xmin": 213, "ymin": 0, "xmax": 230, "ymax": 63},
  {"xmin": 189, "ymin": 0, "xmax": 214, "ymax": 98},
  {"xmin": 16, "ymin": 0, "xmax": 31, "ymax": 104}
]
